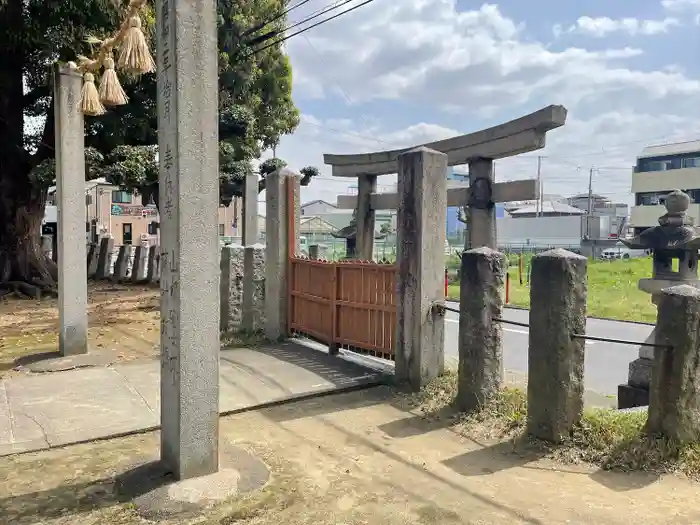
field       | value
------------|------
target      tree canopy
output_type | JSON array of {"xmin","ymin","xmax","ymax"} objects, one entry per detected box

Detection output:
[{"xmin": 0, "ymin": 0, "xmax": 317, "ymax": 293}]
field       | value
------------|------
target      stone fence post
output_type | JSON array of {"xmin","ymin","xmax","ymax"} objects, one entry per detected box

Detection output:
[
  {"xmin": 264, "ymin": 168, "xmax": 300, "ymax": 340},
  {"xmin": 95, "ymin": 237, "xmax": 114, "ymax": 279},
  {"xmin": 131, "ymin": 245, "xmax": 148, "ymax": 283},
  {"xmin": 395, "ymin": 147, "xmax": 447, "ymax": 390},
  {"xmin": 457, "ymin": 247, "xmax": 506, "ymax": 411},
  {"xmin": 112, "ymin": 245, "xmax": 129, "ymax": 282},
  {"xmin": 220, "ymin": 245, "xmax": 266, "ymax": 333},
  {"xmin": 647, "ymin": 285, "xmax": 700, "ymax": 443},
  {"xmin": 527, "ymin": 249, "xmax": 587, "ymax": 443}
]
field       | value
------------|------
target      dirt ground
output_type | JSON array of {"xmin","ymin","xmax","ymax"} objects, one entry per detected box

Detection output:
[
  {"xmin": 1, "ymin": 386, "xmax": 700, "ymax": 525},
  {"xmin": 0, "ymin": 283, "xmax": 160, "ymax": 376}
]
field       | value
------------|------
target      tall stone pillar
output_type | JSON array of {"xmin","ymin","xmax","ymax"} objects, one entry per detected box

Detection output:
[
  {"xmin": 242, "ymin": 173, "xmax": 258, "ymax": 245},
  {"xmin": 395, "ymin": 147, "xmax": 447, "ymax": 390},
  {"xmin": 264, "ymin": 169, "xmax": 300, "ymax": 340},
  {"xmin": 157, "ymin": 0, "xmax": 220, "ymax": 480},
  {"xmin": 467, "ymin": 157, "xmax": 496, "ymax": 249},
  {"xmin": 54, "ymin": 62, "xmax": 88, "ymax": 357},
  {"xmin": 356, "ymin": 174, "xmax": 377, "ymax": 260}
]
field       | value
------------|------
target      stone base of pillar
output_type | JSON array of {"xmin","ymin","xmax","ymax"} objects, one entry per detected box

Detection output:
[{"xmin": 617, "ymin": 383, "xmax": 649, "ymax": 409}]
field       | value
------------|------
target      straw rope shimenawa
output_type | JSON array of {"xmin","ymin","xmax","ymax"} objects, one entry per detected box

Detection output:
[{"xmin": 74, "ymin": 0, "xmax": 156, "ymax": 116}]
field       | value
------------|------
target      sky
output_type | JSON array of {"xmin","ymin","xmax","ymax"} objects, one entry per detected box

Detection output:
[{"xmin": 268, "ymin": 0, "xmax": 700, "ymax": 209}]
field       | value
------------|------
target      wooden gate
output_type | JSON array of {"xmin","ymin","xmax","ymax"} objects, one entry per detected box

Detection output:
[{"xmin": 289, "ymin": 257, "xmax": 397, "ymax": 360}]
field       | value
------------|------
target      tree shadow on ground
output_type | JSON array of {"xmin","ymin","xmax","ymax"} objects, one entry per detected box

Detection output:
[
  {"xmin": 0, "ymin": 460, "xmax": 174, "ymax": 525},
  {"xmin": 378, "ymin": 403, "xmax": 459, "ymax": 438},
  {"xmin": 0, "ymin": 476, "xmax": 119, "ymax": 525}
]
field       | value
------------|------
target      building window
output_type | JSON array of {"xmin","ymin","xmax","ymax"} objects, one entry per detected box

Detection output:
[
  {"xmin": 122, "ymin": 223, "xmax": 133, "ymax": 244},
  {"xmin": 218, "ymin": 224, "xmax": 225, "ymax": 236},
  {"xmin": 648, "ymin": 160, "xmax": 673, "ymax": 171},
  {"xmin": 683, "ymin": 157, "xmax": 700, "ymax": 169},
  {"xmin": 112, "ymin": 190, "xmax": 132, "ymax": 204},
  {"xmin": 636, "ymin": 191, "xmax": 670, "ymax": 206}
]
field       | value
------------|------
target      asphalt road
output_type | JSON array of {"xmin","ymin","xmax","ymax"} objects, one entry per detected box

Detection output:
[{"xmin": 443, "ymin": 301, "xmax": 653, "ymax": 398}]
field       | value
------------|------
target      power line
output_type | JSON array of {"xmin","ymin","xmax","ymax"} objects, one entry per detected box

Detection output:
[
  {"xmin": 246, "ymin": 0, "xmax": 377, "ymax": 58},
  {"xmin": 284, "ymin": 0, "xmax": 356, "ymax": 36},
  {"xmin": 242, "ymin": 0, "xmax": 318, "ymax": 39}
]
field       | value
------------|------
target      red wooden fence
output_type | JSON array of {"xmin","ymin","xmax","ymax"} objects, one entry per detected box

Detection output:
[{"xmin": 289, "ymin": 257, "xmax": 397, "ymax": 360}]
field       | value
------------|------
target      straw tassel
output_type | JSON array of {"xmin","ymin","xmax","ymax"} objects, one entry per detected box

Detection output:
[
  {"xmin": 99, "ymin": 55, "xmax": 129, "ymax": 106},
  {"xmin": 80, "ymin": 73, "xmax": 106, "ymax": 116},
  {"xmin": 118, "ymin": 15, "xmax": 155, "ymax": 75}
]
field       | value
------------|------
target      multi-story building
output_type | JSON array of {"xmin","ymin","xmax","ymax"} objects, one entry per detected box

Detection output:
[
  {"xmin": 566, "ymin": 193, "xmax": 629, "ymax": 239},
  {"xmin": 630, "ymin": 140, "xmax": 700, "ymax": 235},
  {"xmin": 45, "ymin": 177, "xmax": 243, "ymax": 245}
]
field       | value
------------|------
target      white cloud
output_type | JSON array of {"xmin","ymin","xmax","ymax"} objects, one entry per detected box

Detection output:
[
  {"xmin": 555, "ymin": 16, "xmax": 680, "ymax": 38},
  {"xmin": 662, "ymin": 0, "xmax": 700, "ymax": 11},
  {"xmin": 268, "ymin": 0, "xmax": 700, "ymax": 208},
  {"xmin": 285, "ymin": 1, "xmax": 698, "ymax": 113},
  {"xmin": 661, "ymin": 0, "xmax": 700, "ymax": 23}
]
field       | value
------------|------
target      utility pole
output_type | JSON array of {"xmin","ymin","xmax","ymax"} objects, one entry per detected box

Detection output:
[
  {"xmin": 586, "ymin": 167, "xmax": 595, "ymax": 239},
  {"xmin": 536, "ymin": 155, "xmax": 542, "ymax": 217}
]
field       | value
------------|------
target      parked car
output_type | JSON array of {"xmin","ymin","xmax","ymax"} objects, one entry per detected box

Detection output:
[{"xmin": 600, "ymin": 242, "xmax": 648, "ymax": 260}]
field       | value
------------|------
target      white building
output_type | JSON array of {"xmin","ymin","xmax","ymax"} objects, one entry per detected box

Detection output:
[{"xmin": 630, "ymin": 139, "xmax": 700, "ymax": 234}]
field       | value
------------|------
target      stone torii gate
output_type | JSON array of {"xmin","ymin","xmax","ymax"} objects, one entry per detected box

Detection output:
[{"xmin": 324, "ymin": 105, "xmax": 568, "ymax": 257}]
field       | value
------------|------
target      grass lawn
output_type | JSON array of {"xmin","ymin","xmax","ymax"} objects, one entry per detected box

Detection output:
[{"xmin": 447, "ymin": 256, "xmax": 657, "ymax": 323}]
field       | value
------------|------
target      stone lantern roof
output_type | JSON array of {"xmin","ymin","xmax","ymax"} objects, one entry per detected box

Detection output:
[
  {"xmin": 622, "ymin": 190, "xmax": 700, "ymax": 251},
  {"xmin": 330, "ymin": 210, "xmax": 387, "ymax": 240}
]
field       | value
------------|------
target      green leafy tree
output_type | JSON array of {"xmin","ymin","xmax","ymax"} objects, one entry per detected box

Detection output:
[
  {"xmin": 101, "ymin": 147, "xmax": 319, "ymax": 208},
  {"xmin": 0, "ymin": 0, "xmax": 316, "ymax": 295}
]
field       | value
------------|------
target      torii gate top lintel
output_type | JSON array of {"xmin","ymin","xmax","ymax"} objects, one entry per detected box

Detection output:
[{"xmin": 323, "ymin": 104, "xmax": 567, "ymax": 178}]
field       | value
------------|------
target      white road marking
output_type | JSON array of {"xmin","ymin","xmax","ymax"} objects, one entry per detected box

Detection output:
[{"xmin": 445, "ymin": 318, "xmax": 596, "ymax": 344}]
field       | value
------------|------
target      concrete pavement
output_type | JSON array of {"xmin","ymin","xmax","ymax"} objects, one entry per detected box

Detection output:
[
  {"xmin": 444, "ymin": 302, "xmax": 653, "ymax": 398},
  {"xmin": 0, "ymin": 306, "xmax": 652, "ymax": 458},
  {"xmin": 0, "ymin": 342, "xmax": 387, "ymax": 457}
]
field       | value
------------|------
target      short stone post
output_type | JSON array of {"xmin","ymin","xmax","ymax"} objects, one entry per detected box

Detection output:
[
  {"xmin": 395, "ymin": 147, "xmax": 447, "ymax": 390},
  {"xmin": 647, "ymin": 285, "xmax": 700, "ymax": 443},
  {"xmin": 113, "ymin": 246, "xmax": 129, "ymax": 282},
  {"xmin": 146, "ymin": 246, "xmax": 159, "ymax": 283},
  {"xmin": 457, "ymin": 247, "xmax": 506, "ymax": 411},
  {"xmin": 242, "ymin": 244, "xmax": 265, "ymax": 332},
  {"xmin": 131, "ymin": 246, "xmax": 147, "ymax": 283},
  {"xmin": 308, "ymin": 244, "xmax": 320, "ymax": 260},
  {"xmin": 40, "ymin": 235, "xmax": 52, "ymax": 259},
  {"xmin": 264, "ymin": 168, "xmax": 300, "ymax": 340},
  {"xmin": 87, "ymin": 242, "xmax": 100, "ymax": 278},
  {"xmin": 242, "ymin": 173, "xmax": 258, "ymax": 245},
  {"xmin": 219, "ymin": 246, "xmax": 235, "ymax": 332},
  {"xmin": 96, "ymin": 237, "xmax": 114, "ymax": 279},
  {"xmin": 527, "ymin": 249, "xmax": 587, "ymax": 443},
  {"xmin": 157, "ymin": 0, "xmax": 220, "ymax": 480},
  {"xmin": 54, "ymin": 62, "xmax": 88, "ymax": 356}
]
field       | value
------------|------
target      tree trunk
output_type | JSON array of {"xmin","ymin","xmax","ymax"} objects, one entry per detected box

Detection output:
[{"xmin": 0, "ymin": 170, "xmax": 57, "ymax": 298}]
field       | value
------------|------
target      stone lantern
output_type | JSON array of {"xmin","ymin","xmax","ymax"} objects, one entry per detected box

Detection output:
[
  {"xmin": 617, "ymin": 189, "xmax": 700, "ymax": 408},
  {"xmin": 331, "ymin": 208, "xmax": 387, "ymax": 260}
]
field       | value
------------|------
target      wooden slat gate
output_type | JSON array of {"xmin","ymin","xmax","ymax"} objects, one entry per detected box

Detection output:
[{"xmin": 289, "ymin": 257, "xmax": 397, "ymax": 360}]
